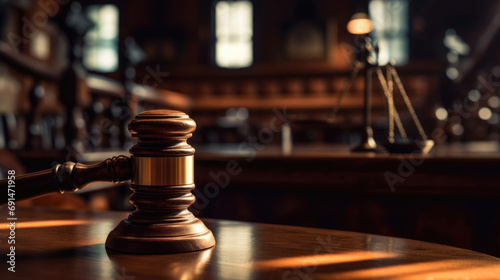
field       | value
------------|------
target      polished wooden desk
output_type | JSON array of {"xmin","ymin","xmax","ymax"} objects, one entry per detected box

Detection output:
[
  {"xmin": 1, "ymin": 207, "xmax": 499, "ymax": 280},
  {"xmin": 192, "ymin": 142, "xmax": 500, "ymax": 259}
]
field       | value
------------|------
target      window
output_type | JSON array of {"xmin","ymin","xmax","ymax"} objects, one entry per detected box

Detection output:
[
  {"xmin": 369, "ymin": 0, "xmax": 409, "ymax": 65},
  {"xmin": 83, "ymin": 5, "xmax": 119, "ymax": 72},
  {"xmin": 215, "ymin": 0, "xmax": 253, "ymax": 68}
]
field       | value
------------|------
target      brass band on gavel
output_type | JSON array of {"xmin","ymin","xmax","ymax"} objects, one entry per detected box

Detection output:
[{"xmin": 132, "ymin": 156, "xmax": 194, "ymax": 186}]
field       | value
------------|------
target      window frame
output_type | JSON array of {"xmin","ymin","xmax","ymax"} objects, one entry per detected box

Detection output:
[
  {"xmin": 82, "ymin": 3, "xmax": 121, "ymax": 74},
  {"xmin": 211, "ymin": 0, "xmax": 255, "ymax": 69}
]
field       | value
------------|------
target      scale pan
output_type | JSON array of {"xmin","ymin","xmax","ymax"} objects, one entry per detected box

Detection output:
[{"xmin": 383, "ymin": 139, "xmax": 435, "ymax": 154}]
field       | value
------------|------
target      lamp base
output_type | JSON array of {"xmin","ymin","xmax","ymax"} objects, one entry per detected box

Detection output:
[
  {"xmin": 352, "ymin": 127, "xmax": 378, "ymax": 152},
  {"xmin": 352, "ymin": 140, "xmax": 378, "ymax": 152}
]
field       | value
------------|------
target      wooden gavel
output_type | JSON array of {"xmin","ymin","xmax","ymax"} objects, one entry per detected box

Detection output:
[{"xmin": 0, "ymin": 110, "xmax": 215, "ymax": 254}]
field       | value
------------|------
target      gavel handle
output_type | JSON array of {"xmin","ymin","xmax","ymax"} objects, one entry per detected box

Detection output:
[{"xmin": 0, "ymin": 155, "xmax": 132, "ymax": 205}]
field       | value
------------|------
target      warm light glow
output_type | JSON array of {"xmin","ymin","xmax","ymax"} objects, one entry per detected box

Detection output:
[
  {"xmin": 31, "ymin": 31, "xmax": 51, "ymax": 60},
  {"xmin": 250, "ymin": 251, "xmax": 398, "ymax": 269},
  {"xmin": 488, "ymin": 96, "xmax": 500, "ymax": 108},
  {"xmin": 347, "ymin": 13, "xmax": 373, "ymax": 35},
  {"xmin": 214, "ymin": 223, "xmax": 254, "ymax": 279},
  {"xmin": 0, "ymin": 220, "xmax": 93, "ymax": 229},
  {"xmin": 452, "ymin": 123, "xmax": 464, "ymax": 135},
  {"xmin": 435, "ymin": 107, "xmax": 448, "ymax": 121},
  {"xmin": 444, "ymin": 29, "xmax": 470, "ymax": 55},
  {"xmin": 320, "ymin": 259, "xmax": 500, "ymax": 279},
  {"xmin": 447, "ymin": 51, "xmax": 459, "ymax": 63},
  {"xmin": 479, "ymin": 107, "xmax": 492, "ymax": 120},
  {"xmin": 447, "ymin": 67, "xmax": 459, "ymax": 80}
]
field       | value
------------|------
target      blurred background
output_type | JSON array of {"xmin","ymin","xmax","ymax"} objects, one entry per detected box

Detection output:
[{"xmin": 1, "ymin": 0, "xmax": 500, "ymax": 256}]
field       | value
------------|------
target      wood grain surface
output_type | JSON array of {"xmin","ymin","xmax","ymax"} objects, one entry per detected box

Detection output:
[{"xmin": 1, "ymin": 207, "xmax": 499, "ymax": 280}]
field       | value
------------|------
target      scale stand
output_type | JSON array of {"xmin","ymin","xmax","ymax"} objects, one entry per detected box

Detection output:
[
  {"xmin": 330, "ymin": 38, "xmax": 434, "ymax": 154},
  {"xmin": 352, "ymin": 63, "xmax": 378, "ymax": 152}
]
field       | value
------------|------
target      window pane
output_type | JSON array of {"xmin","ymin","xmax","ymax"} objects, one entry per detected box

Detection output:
[
  {"xmin": 215, "ymin": 1, "xmax": 230, "ymax": 38},
  {"xmin": 84, "ymin": 46, "xmax": 118, "ymax": 72},
  {"xmin": 229, "ymin": 1, "xmax": 252, "ymax": 37},
  {"xmin": 388, "ymin": 37, "xmax": 408, "ymax": 64},
  {"xmin": 98, "ymin": 5, "xmax": 119, "ymax": 40},
  {"xmin": 370, "ymin": 0, "xmax": 389, "ymax": 32},
  {"xmin": 216, "ymin": 40, "xmax": 253, "ymax": 68},
  {"xmin": 389, "ymin": 1, "xmax": 408, "ymax": 32},
  {"xmin": 377, "ymin": 38, "xmax": 408, "ymax": 65}
]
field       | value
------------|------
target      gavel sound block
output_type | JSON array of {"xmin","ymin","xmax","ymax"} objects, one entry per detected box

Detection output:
[{"xmin": 0, "ymin": 110, "xmax": 215, "ymax": 254}]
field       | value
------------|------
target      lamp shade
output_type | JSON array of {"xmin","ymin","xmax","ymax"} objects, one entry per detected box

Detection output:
[{"xmin": 347, "ymin": 12, "xmax": 372, "ymax": 35}]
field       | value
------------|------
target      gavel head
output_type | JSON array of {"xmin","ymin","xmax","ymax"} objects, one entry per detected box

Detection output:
[{"xmin": 105, "ymin": 110, "xmax": 215, "ymax": 254}]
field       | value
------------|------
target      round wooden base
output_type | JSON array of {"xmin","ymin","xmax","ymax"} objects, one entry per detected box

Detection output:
[{"xmin": 105, "ymin": 218, "xmax": 215, "ymax": 254}]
